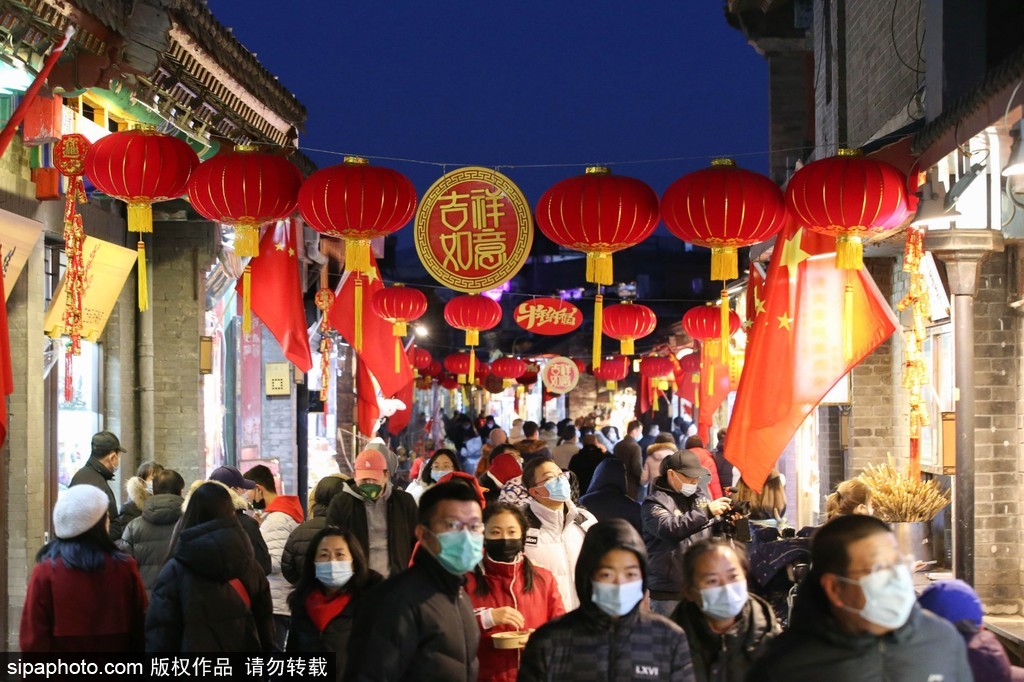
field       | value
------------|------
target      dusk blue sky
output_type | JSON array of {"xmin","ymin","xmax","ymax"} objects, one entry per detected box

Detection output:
[{"xmin": 207, "ymin": 1, "xmax": 770, "ymax": 208}]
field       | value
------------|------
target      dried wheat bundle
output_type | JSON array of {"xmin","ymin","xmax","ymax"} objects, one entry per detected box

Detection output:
[{"xmin": 858, "ymin": 457, "xmax": 950, "ymax": 522}]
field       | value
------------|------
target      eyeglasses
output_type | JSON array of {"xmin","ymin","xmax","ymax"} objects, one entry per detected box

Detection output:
[
  {"xmin": 536, "ymin": 473, "xmax": 565, "ymax": 486},
  {"xmin": 434, "ymin": 519, "xmax": 485, "ymax": 534},
  {"xmin": 841, "ymin": 554, "xmax": 915, "ymax": 579}
]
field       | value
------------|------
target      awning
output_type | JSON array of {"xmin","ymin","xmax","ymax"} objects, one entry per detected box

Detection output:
[{"xmin": 0, "ymin": 208, "xmax": 44, "ymax": 300}]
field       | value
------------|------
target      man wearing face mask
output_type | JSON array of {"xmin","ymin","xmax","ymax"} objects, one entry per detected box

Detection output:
[
  {"xmin": 521, "ymin": 458, "xmax": 598, "ymax": 611},
  {"xmin": 344, "ymin": 482, "xmax": 482, "ymax": 681},
  {"xmin": 749, "ymin": 514, "xmax": 971, "ymax": 681},
  {"xmin": 671, "ymin": 538, "xmax": 780, "ymax": 682},
  {"xmin": 519, "ymin": 518, "xmax": 695, "ymax": 681},
  {"xmin": 326, "ymin": 449, "xmax": 417, "ymax": 578},
  {"xmin": 70, "ymin": 430, "xmax": 125, "ymax": 539},
  {"xmin": 642, "ymin": 451, "xmax": 732, "ymax": 617}
]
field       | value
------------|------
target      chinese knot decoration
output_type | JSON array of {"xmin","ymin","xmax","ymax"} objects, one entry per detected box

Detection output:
[
  {"xmin": 490, "ymin": 356, "xmax": 527, "ymax": 388},
  {"xmin": 314, "ymin": 288, "xmax": 335, "ymax": 403},
  {"xmin": 444, "ymin": 294, "xmax": 501, "ymax": 385},
  {"xmin": 84, "ymin": 127, "xmax": 199, "ymax": 311},
  {"xmin": 299, "ymin": 156, "xmax": 417, "ymax": 351},
  {"xmin": 683, "ymin": 304, "xmax": 741, "ymax": 393},
  {"xmin": 785, "ymin": 148, "xmax": 908, "ymax": 271},
  {"xmin": 897, "ymin": 224, "xmax": 931, "ymax": 478},
  {"xmin": 372, "ymin": 284, "xmax": 427, "ymax": 372},
  {"xmin": 602, "ymin": 301, "xmax": 657, "ymax": 356},
  {"xmin": 536, "ymin": 166, "xmax": 659, "ymax": 370},
  {"xmin": 187, "ymin": 146, "xmax": 302, "ymax": 258},
  {"xmin": 54, "ymin": 133, "xmax": 91, "ymax": 402}
]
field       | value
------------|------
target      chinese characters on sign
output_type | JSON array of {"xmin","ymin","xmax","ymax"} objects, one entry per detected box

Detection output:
[
  {"xmin": 514, "ymin": 297, "xmax": 583, "ymax": 335},
  {"xmin": 540, "ymin": 356, "xmax": 580, "ymax": 394},
  {"xmin": 415, "ymin": 167, "xmax": 533, "ymax": 293}
]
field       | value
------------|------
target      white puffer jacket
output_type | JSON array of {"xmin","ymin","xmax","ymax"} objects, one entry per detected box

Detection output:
[
  {"xmin": 522, "ymin": 498, "xmax": 597, "ymax": 611},
  {"xmin": 257, "ymin": 495, "xmax": 304, "ymax": 616}
]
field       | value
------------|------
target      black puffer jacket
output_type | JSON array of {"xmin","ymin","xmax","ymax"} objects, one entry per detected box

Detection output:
[
  {"xmin": 287, "ymin": 571, "xmax": 384, "ymax": 681},
  {"xmin": 144, "ymin": 516, "xmax": 274, "ymax": 652},
  {"xmin": 519, "ymin": 519, "xmax": 695, "ymax": 682},
  {"xmin": 325, "ymin": 481, "xmax": 417, "ymax": 577},
  {"xmin": 70, "ymin": 458, "xmax": 120, "ymax": 537},
  {"xmin": 671, "ymin": 593, "xmax": 780, "ymax": 682},
  {"xmin": 343, "ymin": 550, "xmax": 478, "ymax": 681},
  {"xmin": 747, "ymin": 578, "xmax": 972, "ymax": 681},
  {"xmin": 641, "ymin": 480, "xmax": 712, "ymax": 598},
  {"xmin": 117, "ymin": 493, "xmax": 183, "ymax": 594},
  {"xmin": 282, "ymin": 509, "xmax": 329, "ymax": 585}
]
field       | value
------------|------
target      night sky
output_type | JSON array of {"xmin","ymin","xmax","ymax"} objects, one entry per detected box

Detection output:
[{"xmin": 207, "ymin": 1, "xmax": 769, "ymax": 206}]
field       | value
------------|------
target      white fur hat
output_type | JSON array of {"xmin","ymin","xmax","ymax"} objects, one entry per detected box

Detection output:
[{"xmin": 54, "ymin": 485, "xmax": 109, "ymax": 539}]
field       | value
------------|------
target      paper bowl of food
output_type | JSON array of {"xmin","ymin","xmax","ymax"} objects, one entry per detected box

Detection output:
[{"xmin": 491, "ymin": 629, "xmax": 533, "ymax": 649}]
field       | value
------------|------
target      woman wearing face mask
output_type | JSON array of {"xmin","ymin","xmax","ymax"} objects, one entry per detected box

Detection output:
[
  {"xmin": 286, "ymin": 527, "xmax": 382, "ymax": 681},
  {"xmin": 465, "ymin": 503, "xmax": 565, "ymax": 682},
  {"xmin": 521, "ymin": 458, "xmax": 597, "ymax": 610},
  {"xmin": 519, "ymin": 519, "xmax": 695, "ymax": 681},
  {"xmin": 670, "ymin": 539, "xmax": 780, "ymax": 682},
  {"xmin": 405, "ymin": 448, "xmax": 460, "ymax": 504}
]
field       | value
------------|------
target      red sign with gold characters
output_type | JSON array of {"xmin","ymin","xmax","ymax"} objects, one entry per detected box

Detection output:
[
  {"xmin": 540, "ymin": 356, "xmax": 580, "ymax": 394},
  {"xmin": 415, "ymin": 166, "xmax": 533, "ymax": 293},
  {"xmin": 514, "ymin": 297, "xmax": 583, "ymax": 335}
]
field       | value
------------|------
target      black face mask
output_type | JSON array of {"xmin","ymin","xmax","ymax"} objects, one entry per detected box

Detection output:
[{"xmin": 485, "ymin": 538, "xmax": 524, "ymax": 563}]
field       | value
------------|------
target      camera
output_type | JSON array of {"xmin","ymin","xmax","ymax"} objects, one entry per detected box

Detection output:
[{"xmin": 712, "ymin": 499, "xmax": 752, "ymax": 542}]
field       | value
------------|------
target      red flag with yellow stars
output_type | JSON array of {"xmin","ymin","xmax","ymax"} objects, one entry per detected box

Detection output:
[
  {"xmin": 725, "ymin": 222, "xmax": 898, "ymax": 491},
  {"xmin": 239, "ymin": 219, "xmax": 313, "ymax": 372},
  {"xmin": 745, "ymin": 261, "xmax": 767, "ymax": 329}
]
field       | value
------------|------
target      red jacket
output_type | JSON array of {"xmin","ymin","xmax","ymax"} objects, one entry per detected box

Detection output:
[
  {"xmin": 20, "ymin": 555, "xmax": 147, "ymax": 652},
  {"xmin": 464, "ymin": 555, "xmax": 565, "ymax": 682},
  {"xmin": 692, "ymin": 447, "xmax": 723, "ymax": 499}
]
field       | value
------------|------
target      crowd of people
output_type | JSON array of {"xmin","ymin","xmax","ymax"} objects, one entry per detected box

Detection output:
[{"xmin": 18, "ymin": 424, "xmax": 1021, "ymax": 681}]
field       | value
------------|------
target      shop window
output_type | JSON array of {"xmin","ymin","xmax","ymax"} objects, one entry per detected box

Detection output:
[{"xmin": 56, "ymin": 340, "xmax": 102, "ymax": 491}]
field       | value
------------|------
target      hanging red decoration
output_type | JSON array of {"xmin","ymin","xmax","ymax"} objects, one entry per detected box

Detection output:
[
  {"xmin": 683, "ymin": 304, "xmax": 741, "ymax": 381},
  {"xmin": 491, "ymin": 356, "xmax": 527, "ymax": 388},
  {"xmin": 602, "ymin": 301, "xmax": 657, "ymax": 356},
  {"xmin": 785, "ymin": 148, "xmax": 909, "ymax": 270},
  {"xmin": 84, "ymin": 127, "xmax": 199, "ymax": 311},
  {"xmin": 439, "ymin": 373, "xmax": 460, "ymax": 391},
  {"xmin": 640, "ymin": 356, "xmax": 675, "ymax": 379},
  {"xmin": 536, "ymin": 166, "xmax": 659, "ymax": 370},
  {"xmin": 410, "ymin": 347, "xmax": 434, "ymax": 373},
  {"xmin": 298, "ymin": 156, "xmax": 417, "ymax": 351},
  {"xmin": 421, "ymin": 359, "xmax": 443, "ymax": 378},
  {"xmin": 187, "ymin": 146, "xmax": 301, "ymax": 257},
  {"xmin": 592, "ymin": 354, "xmax": 630, "ymax": 391},
  {"xmin": 372, "ymin": 283, "xmax": 427, "ymax": 372},
  {"xmin": 314, "ymin": 288, "xmax": 335, "ymax": 402},
  {"xmin": 444, "ymin": 352, "xmax": 473, "ymax": 384},
  {"xmin": 444, "ymin": 293, "xmax": 502, "ymax": 385},
  {"xmin": 572, "ymin": 358, "xmax": 587, "ymax": 375}
]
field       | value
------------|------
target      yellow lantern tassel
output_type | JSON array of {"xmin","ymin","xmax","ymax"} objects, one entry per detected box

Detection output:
[
  {"xmin": 621, "ymin": 338, "xmax": 635, "ymax": 356},
  {"xmin": 345, "ymin": 239, "xmax": 372, "ymax": 273},
  {"xmin": 137, "ymin": 240, "xmax": 149, "ymax": 312},
  {"xmin": 592, "ymin": 293, "xmax": 604, "ymax": 370},
  {"xmin": 693, "ymin": 372, "xmax": 701, "ymax": 410},
  {"xmin": 354, "ymin": 275, "xmax": 363, "ymax": 353},
  {"xmin": 719, "ymin": 289, "xmax": 731, "ymax": 363},
  {"xmin": 710, "ymin": 246, "xmax": 738, "ymax": 281},
  {"xmin": 127, "ymin": 202, "xmax": 153, "ymax": 233},
  {"xmin": 460, "ymin": 386, "xmax": 468, "ymax": 407},
  {"xmin": 457, "ymin": 374, "xmax": 467, "ymax": 384},
  {"xmin": 606, "ymin": 380, "xmax": 616, "ymax": 391},
  {"xmin": 503, "ymin": 378, "xmax": 513, "ymax": 389},
  {"xmin": 836, "ymin": 234, "xmax": 864, "ymax": 270},
  {"xmin": 469, "ymin": 348, "xmax": 476, "ymax": 385},
  {"xmin": 844, "ymin": 279, "xmax": 854, "ymax": 361},
  {"xmin": 394, "ymin": 321, "xmax": 407, "ymax": 337},
  {"xmin": 235, "ymin": 223, "xmax": 260, "ymax": 258},
  {"xmin": 395, "ymin": 340, "xmax": 402, "ymax": 374},
  {"xmin": 466, "ymin": 330, "xmax": 479, "ymax": 346},
  {"xmin": 586, "ymin": 252, "xmax": 613, "ymax": 286},
  {"xmin": 242, "ymin": 265, "xmax": 252, "ymax": 334}
]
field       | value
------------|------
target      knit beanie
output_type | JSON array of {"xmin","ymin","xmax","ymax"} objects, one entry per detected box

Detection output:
[
  {"xmin": 918, "ymin": 579, "xmax": 983, "ymax": 627},
  {"xmin": 54, "ymin": 485, "xmax": 109, "ymax": 539}
]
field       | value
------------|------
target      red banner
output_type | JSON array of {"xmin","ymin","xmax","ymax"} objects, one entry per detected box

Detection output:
[{"xmin": 514, "ymin": 297, "xmax": 582, "ymax": 335}]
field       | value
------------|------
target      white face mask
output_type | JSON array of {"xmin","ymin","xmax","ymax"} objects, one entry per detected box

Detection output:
[
  {"xmin": 315, "ymin": 560, "xmax": 354, "ymax": 589},
  {"xmin": 591, "ymin": 579, "xmax": 644, "ymax": 617},
  {"xmin": 678, "ymin": 482, "xmax": 698, "ymax": 497},
  {"xmin": 700, "ymin": 581, "xmax": 748, "ymax": 620},
  {"xmin": 837, "ymin": 563, "xmax": 915, "ymax": 630}
]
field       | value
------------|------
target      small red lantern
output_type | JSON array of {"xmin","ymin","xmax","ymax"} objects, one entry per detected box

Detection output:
[
  {"xmin": 536, "ymin": 166, "xmax": 659, "ymax": 370},
  {"xmin": 640, "ymin": 356, "xmax": 675, "ymax": 379},
  {"xmin": 372, "ymin": 283, "xmax": 428, "ymax": 372},
  {"xmin": 187, "ymin": 146, "xmax": 302, "ymax": 258},
  {"xmin": 85, "ymin": 127, "xmax": 199, "ymax": 310},
  {"xmin": 439, "ymin": 373, "xmax": 460, "ymax": 391},
  {"xmin": 785, "ymin": 148, "xmax": 908, "ymax": 270},
  {"xmin": 491, "ymin": 356, "xmax": 527, "ymax": 388},
  {"xmin": 444, "ymin": 352, "xmax": 473, "ymax": 384},
  {"xmin": 410, "ymin": 347, "xmax": 433, "ymax": 372},
  {"xmin": 592, "ymin": 354, "xmax": 630, "ymax": 391},
  {"xmin": 444, "ymin": 294, "xmax": 502, "ymax": 384},
  {"xmin": 683, "ymin": 304, "xmax": 741, "ymax": 363},
  {"xmin": 602, "ymin": 302, "xmax": 657, "ymax": 356},
  {"xmin": 421, "ymin": 359, "xmax": 442, "ymax": 378}
]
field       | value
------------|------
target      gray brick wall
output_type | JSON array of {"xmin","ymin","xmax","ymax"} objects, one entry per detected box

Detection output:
[{"xmin": 260, "ymin": 324, "xmax": 298, "ymax": 494}]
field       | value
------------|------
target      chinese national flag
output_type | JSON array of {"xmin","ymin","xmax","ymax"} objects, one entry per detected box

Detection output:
[
  {"xmin": 239, "ymin": 220, "xmax": 313, "ymax": 373},
  {"xmin": 0, "ymin": 254, "xmax": 13, "ymax": 447},
  {"xmin": 726, "ymin": 223, "xmax": 898, "ymax": 491},
  {"xmin": 386, "ymin": 344, "xmax": 416, "ymax": 435},
  {"xmin": 329, "ymin": 255, "xmax": 414, "ymax": 400},
  {"xmin": 356, "ymin": 359, "xmax": 381, "ymax": 438},
  {"xmin": 697, "ymin": 345, "xmax": 732, "ymax": 444},
  {"xmin": 745, "ymin": 262, "xmax": 767, "ymax": 328}
]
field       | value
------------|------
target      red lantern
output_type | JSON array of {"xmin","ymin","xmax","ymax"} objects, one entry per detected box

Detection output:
[
  {"xmin": 572, "ymin": 358, "xmax": 587, "ymax": 375},
  {"xmin": 410, "ymin": 347, "xmax": 433, "ymax": 372},
  {"xmin": 683, "ymin": 304, "xmax": 741, "ymax": 363},
  {"xmin": 785, "ymin": 148, "xmax": 908, "ymax": 270},
  {"xmin": 439, "ymin": 373, "xmax": 460, "ymax": 391},
  {"xmin": 187, "ymin": 146, "xmax": 302, "ymax": 258},
  {"xmin": 592, "ymin": 354, "xmax": 629, "ymax": 391},
  {"xmin": 536, "ymin": 166, "xmax": 659, "ymax": 370},
  {"xmin": 602, "ymin": 302, "xmax": 657, "ymax": 356},
  {"xmin": 444, "ymin": 352, "xmax": 473, "ymax": 382},
  {"xmin": 640, "ymin": 356, "xmax": 675, "ymax": 379},
  {"xmin": 491, "ymin": 356, "xmax": 527, "ymax": 388},
  {"xmin": 372, "ymin": 283, "xmax": 428, "ymax": 372},
  {"xmin": 85, "ymin": 127, "xmax": 199, "ymax": 311},
  {"xmin": 421, "ymin": 359, "xmax": 442, "ymax": 378},
  {"xmin": 444, "ymin": 294, "xmax": 502, "ymax": 384},
  {"xmin": 662, "ymin": 158, "xmax": 787, "ymax": 282}
]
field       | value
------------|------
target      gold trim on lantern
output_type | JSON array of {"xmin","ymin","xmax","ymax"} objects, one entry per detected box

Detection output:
[
  {"xmin": 711, "ymin": 158, "xmax": 735, "ymax": 167},
  {"xmin": 345, "ymin": 238, "xmax": 372, "ymax": 273},
  {"xmin": 585, "ymin": 166, "xmax": 611, "ymax": 175},
  {"xmin": 466, "ymin": 329, "xmax": 479, "ymax": 346},
  {"xmin": 128, "ymin": 202, "xmax": 153, "ymax": 233},
  {"xmin": 234, "ymin": 144, "xmax": 259, "ymax": 153},
  {"xmin": 234, "ymin": 222, "xmax": 261, "ymax": 258},
  {"xmin": 836, "ymin": 234, "xmax": 864, "ymax": 270},
  {"xmin": 344, "ymin": 156, "xmax": 370, "ymax": 165},
  {"xmin": 621, "ymin": 338, "xmax": 635, "ymax": 356},
  {"xmin": 586, "ymin": 252, "xmax": 613, "ymax": 285},
  {"xmin": 836, "ymin": 147, "xmax": 862, "ymax": 157},
  {"xmin": 393, "ymin": 321, "xmax": 408, "ymax": 337}
]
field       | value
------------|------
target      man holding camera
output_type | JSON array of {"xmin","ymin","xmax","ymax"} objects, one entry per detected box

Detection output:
[{"xmin": 641, "ymin": 450, "xmax": 733, "ymax": 617}]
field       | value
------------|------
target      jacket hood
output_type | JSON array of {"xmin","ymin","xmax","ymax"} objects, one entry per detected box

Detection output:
[
  {"xmin": 646, "ymin": 443, "xmax": 675, "ymax": 460},
  {"xmin": 182, "ymin": 478, "xmax": 251, "ymax": 513},
  {"xmin": 312, "ymin": 475, "xmax": 347, "ymax": 510},
  {"xmin": 173, "ymin": 515, "xmax": 254, "ymax": 581},
  {"xmin": 515, "ymin": 439, "xmax": 549, "ymax": 456},
  {"xmin": 574, "ymin": 518, "xmax": 648, "ymax": 607},
  {"xmin": 586, "ymin": 458, "xmax": 628, "ymax": 495},
  {"xmin": 126, "ymin": 476, "xmax": 151, "ymax": 509},
  {"xmin": 142, "ymin": 493, "xmax": 185, "ymax": 525},
  {"xmin": 365, "ymin": 439, "xmax": 398, "ymax": 474},
  {"xmin": 613, "ymin": 439, "xmax": 641, "ymax": 463},
  {"xmin": 265, "ymin": 495, "xmax": 305, "ymax": 524}
]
